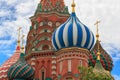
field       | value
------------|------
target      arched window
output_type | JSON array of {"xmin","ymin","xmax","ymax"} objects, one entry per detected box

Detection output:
[
  {"xmin": 40, "ymin": 29, "xmax": 51, "ymax": 33},
  {"xmin": 39, "ymin": 36, "xmax": 50, "ymax": 41},
  {"xmin": 42, "ymin": 70, "xmax": 45, "ymax": 80},
  {"xmin": 42, "ymin": 45, "xmax": 49, "ymax": 50},
  {"xmin": 38, "ymin": 44, "xmax": 51, "ymax": 50}
]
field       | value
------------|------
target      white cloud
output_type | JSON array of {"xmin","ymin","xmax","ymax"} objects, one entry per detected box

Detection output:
[
  {"xmin": 0, "ymin": 50, "xmax": 13, "ymax": 57},
  {"xmin": 0, "ymin": 10, "xmax": 10, "ymax": 17}
]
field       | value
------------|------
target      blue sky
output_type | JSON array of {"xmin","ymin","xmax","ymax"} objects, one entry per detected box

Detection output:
[{"xmin": 0, "ymin": 0, "xmax": 120, "ymax": 80}]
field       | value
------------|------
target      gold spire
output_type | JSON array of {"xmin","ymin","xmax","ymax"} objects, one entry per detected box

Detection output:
[
  {"xmin": 17, "ymin": 27, "xmax": 22, "ymax": 46},
  {"xmin": 94, "ymin": 20, "xmax": 101, "ymax": 60},
  {"xmin": 21, "ymin": 35, "xmax": 25, "ymax": 53},
  {"xmin": 94, "ymin": 21, "xmax": 100, "ymax": 40},
  {"xmin": 71, "ymin": 0, "xmax": 75, "ymax": 12}
]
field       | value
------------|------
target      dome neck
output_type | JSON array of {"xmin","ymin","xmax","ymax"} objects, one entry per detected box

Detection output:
[
  {"xmin": 18, "ymin": 53, "xmax": 26, "ymax": 63},
  {"xmin": 71, "ymin": 12, "xmax": 76, "ymax": 16},
  {"xmin": 71, "ymin": 0, "xmax": 75, "ymax": 13}
]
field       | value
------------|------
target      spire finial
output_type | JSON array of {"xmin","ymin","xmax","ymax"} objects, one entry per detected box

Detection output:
[
  {"xmin": 21, "ymin": 35, "xmax": 25, "ymax": 53},
  {"xmin": 94, "ymin": 20, "xmax": 100, "ymax": 40},
  {"xmin": 94, "ymin": 20, "xmax": 101, "ymax": 60},
  {"xmin": 17, "ymin": 27, "xmax": 22, "ymax": 46},
  {"xmin": 71, "ymin": 0, "xmax": 75, "ymax": 12}
]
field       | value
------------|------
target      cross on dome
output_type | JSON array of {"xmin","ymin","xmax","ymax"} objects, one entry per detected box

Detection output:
[
  {"xmin": 17, "ymin": 27, "xmax": 22, "ymax": 46},
  {"xmin": 94, "ymin": 20, "xmax": 101, "ymax": 60},
  {"xmin": 94, "ymin": 20, "xmax": 100, "ymax": 40}
]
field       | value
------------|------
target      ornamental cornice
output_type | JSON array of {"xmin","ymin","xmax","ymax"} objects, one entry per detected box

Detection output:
[
  {"xmin": 55, "ymin": 47, "xmax": 90, "ymax": 56},
  {"xmin": 30, "ymin": 11, "xmax": 69, "ymax": 21}
]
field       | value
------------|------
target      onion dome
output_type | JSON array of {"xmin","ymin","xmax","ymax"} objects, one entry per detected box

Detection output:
[
  {"xmin": 0, "ymin": 45, "xmax": 20, "ymax": 80},
  {"xmin": 7, "ymin": 53, "xmax": 35, "ymax": 80},
  {"xmin": 93, "ymin": 53, "xmax": 114, "ymax": 79},
  {"xmin": 52, "ymin": 0, "xmax": 95, "ymax": 51},
  {"xmin": 93, "ymin": 35, "xmax": 114, "ymax": 80},
  {"xmin": 93, "ymin": 60, "xmax": 114, "ymax": 80},
  {"xmin": 89, "ymin": 41, "xmax": 113, "ymax": 71},
  {"xmin": 0, "ymin": 28, "xmax": 21, "ymax": 80},
  {"xmin": 89, "ymin": 21, "xmax": 113, "ymax": 71}
]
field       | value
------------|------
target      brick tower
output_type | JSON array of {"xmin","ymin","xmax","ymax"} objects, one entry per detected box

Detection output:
[{"xmin": 25, "ymin": 0, "xmax": 69, "ymax": 79}]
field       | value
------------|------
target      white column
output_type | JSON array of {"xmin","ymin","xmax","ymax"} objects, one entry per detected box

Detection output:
[
  {"xmin": 60, "ymin": 61, "xmax": 62, "ymax": 73},
  {"xmin": 68, "ymin": 60, "xmax": 71, "ymax": 72}
]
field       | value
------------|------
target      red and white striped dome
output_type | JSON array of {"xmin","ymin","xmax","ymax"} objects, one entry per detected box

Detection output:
[{"xmin": 0, "ymin": 45, "xmax": 21, "ymax": 80}]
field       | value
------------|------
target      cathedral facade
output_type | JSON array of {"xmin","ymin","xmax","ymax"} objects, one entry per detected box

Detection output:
[{"xmin": 0, "ymin": 0, "xmax": 113, "ymax": 80}]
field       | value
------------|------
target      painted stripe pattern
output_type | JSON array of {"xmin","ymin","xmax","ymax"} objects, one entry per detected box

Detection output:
[
  {"xmin": 8, "ymin": 53, "xmax": 34, "ymax": 79},
  {"xmin": 52, "ymin": 13, "xmax": 95, "ymax": 51}
]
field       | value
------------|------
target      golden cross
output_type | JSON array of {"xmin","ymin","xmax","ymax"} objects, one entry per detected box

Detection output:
[
  {"xmin": 94, "ymin": 21, "xmax": 101, "ymax": 60},
  {"xmin": 17, "ymin": 27, "xmax": 22, "ymax": 40},
  {"xmin": 94, "ymin": 21, "xmax": 100, "ymax": 35}
]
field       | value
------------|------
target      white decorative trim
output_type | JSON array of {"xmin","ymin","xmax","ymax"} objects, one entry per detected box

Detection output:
[
  {"xmin": 60, "ymin": 61, "xmax": 62, "ymax": 73},
  {"xmin": 33, "ymin": 67, "xmax": 36, "ymax": 70},
  {"xmin": 68, "ymin": 60, "xmax": 71, "ymax": 72},
  {"xmin": 31, "ymin": 62, "xmax": 35, "ymax": 66},
  {"xmin": 0, "ymin": 70, "xmax": 8, "ymax": 73},
  {"xmin": 52, "ymin": 60, "xmax": 56, "ymax": 64},
  {"xmin": 0, "ymin": 74, "xmax": 7, "ymax": 78},
  {"xmin": 31, "ymin": 58, "xmax": 36, "ymax": 61},
  {"xmin": 52, "ymin": 56, "xmax": 56, "ymax": 59},
  {"xmin": 52, "ymin": 71, "xmax": 56, "ymax": 74},
  {"xmin": 52, "ymin": 66, "xmax": 56, "ymax": 69}
]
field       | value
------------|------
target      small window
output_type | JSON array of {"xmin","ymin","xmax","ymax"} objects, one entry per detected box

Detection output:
[
  {"xmin": 56, "ymin": 22, "xmax": 61, "ymax": 26},
  {"xmin": 44, "ymin": 29, "xmax": 48, "ymax": 32},
  {"xmin": 48, "ymin": 21, "xmax": 52, "ymax": 27},
  {"xmin": 80, "ymin": 60, "xmax": 82, "ymax": 66},
  {"xmin": 45, "ymin": 37, "xmax": 48, "ymax": 40}
]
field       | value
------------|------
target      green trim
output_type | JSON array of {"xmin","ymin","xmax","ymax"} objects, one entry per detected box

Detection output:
[
  {"xmin": 30, "ymin": 26, "xmax": 33, "ymax": 30},
  {"xmin": 74, "ymin": 74, "xmax": 79, "ymax": 77},
  {"xmin": 58, "ymin": 75, "xmax": 61, "ymax": 79},
  {"xmin": 46, "ymin": 78, "xmax": 52, "ymax": 80}
]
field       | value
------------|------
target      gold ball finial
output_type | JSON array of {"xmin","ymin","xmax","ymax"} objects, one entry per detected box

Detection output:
[
  {"xmin": 17, "ymin": 27, "xmax": 22, "ymax": 46},
  {"xmin": 71, "ymin": 0, "xmax": 75, "ymax": 12}
]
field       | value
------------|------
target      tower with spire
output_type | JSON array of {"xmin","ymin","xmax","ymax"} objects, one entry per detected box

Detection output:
[
  {"xmin": 89, "ymin": 21, "xmax": 113, "ymax": 71},
  {"xmin": 93, "ymin": 21, "xmax": 114, "ymax": 80},
  {"xmin": 0, "ymin": 27, "xmax": 22, "ymax": 80},
  {"xmin": 25, "ymin": 0, "xmax": 70, "ymax": 55},
  {"xmin": 25, "ymin": 0, "xmax": 70, "ymax": 79},
  {"xmin": 52, "ymin": 0, "xmax": 95, "ymax": 79}
]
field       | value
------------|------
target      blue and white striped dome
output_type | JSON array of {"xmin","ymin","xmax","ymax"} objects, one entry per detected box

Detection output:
[{"xmin": 52, "ymin": 12, "xmax": 95, "ymax": 51}]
